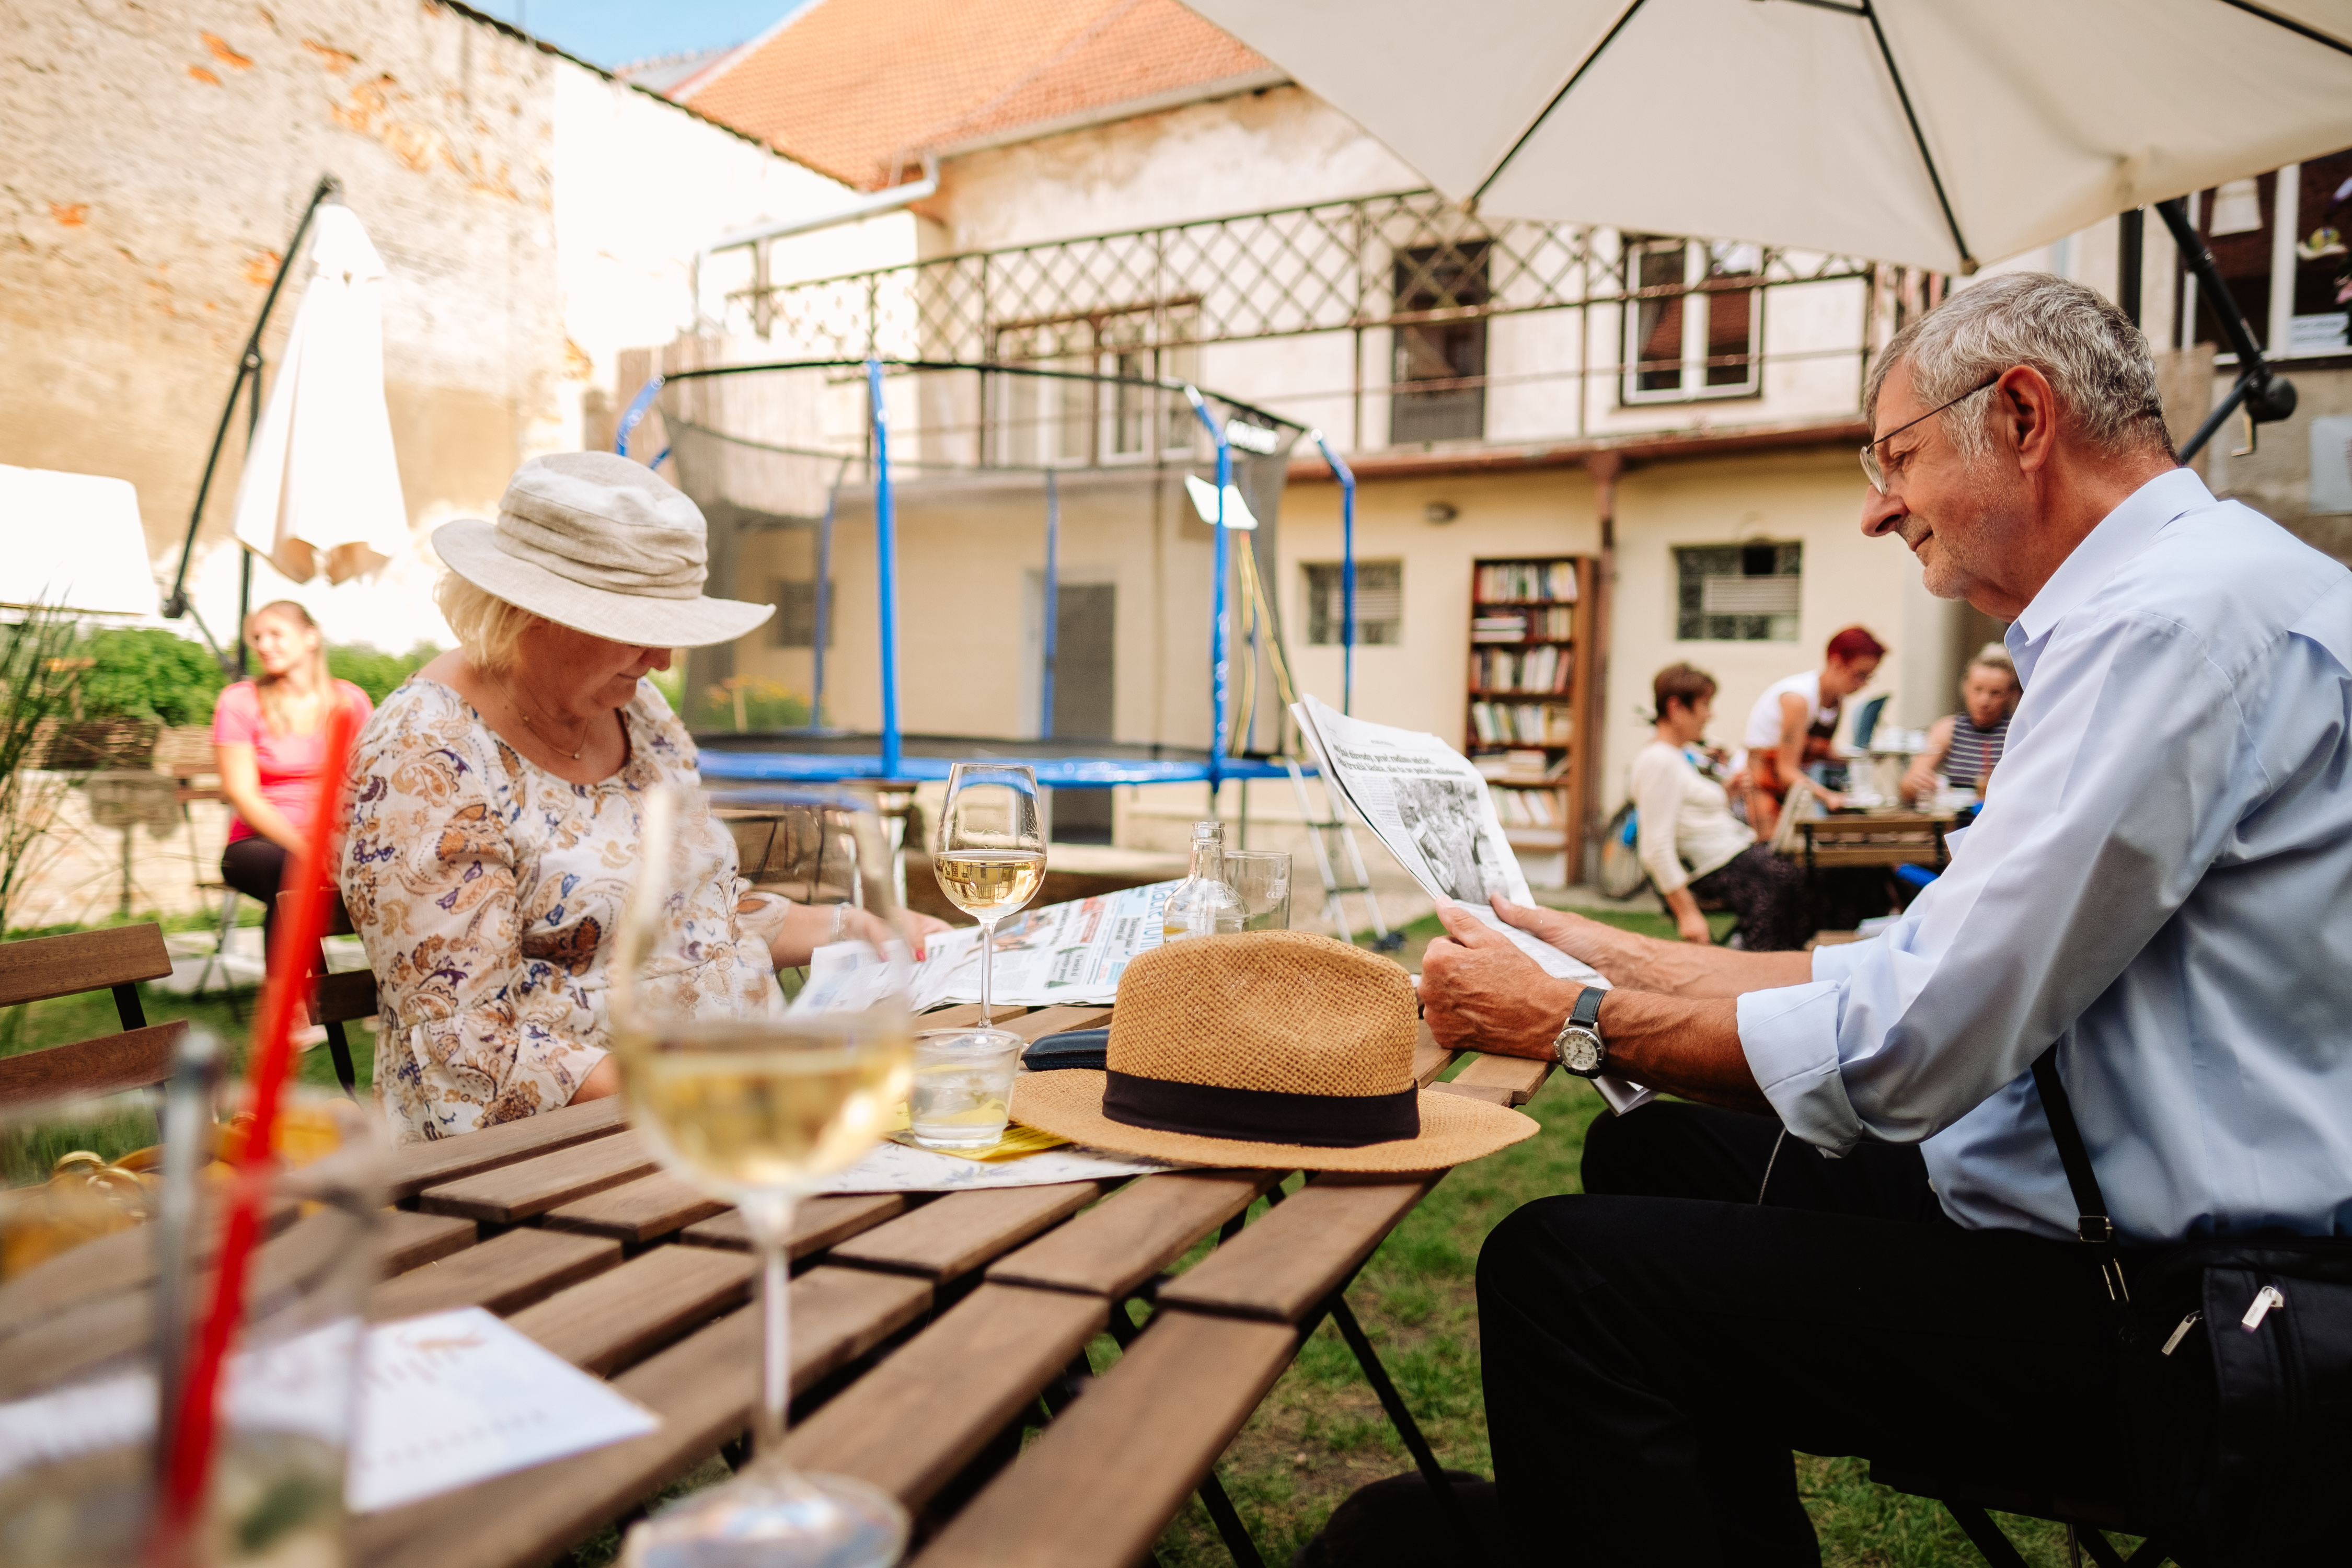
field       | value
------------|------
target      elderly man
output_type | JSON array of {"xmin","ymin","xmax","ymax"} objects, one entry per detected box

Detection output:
[{"xmin": 1419, "ymin": 272, "xmax": 2352, "ymax": 1564}]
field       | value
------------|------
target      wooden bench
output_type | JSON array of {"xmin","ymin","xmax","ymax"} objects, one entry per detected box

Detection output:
[{"xmin": 0, "ymin": 923, "xmax": 184, "ymax": 1106}]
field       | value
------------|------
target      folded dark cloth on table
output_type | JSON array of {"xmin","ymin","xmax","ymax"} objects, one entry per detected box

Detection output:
[{"xmin": 1022, "ymin": 1028, "xmax": 1107, "ymax": 1073}]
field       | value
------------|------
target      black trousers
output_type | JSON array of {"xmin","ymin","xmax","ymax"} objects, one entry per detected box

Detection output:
[
  {"xmin": 1687, "ymin": 845, "xmax": 1809, "ymax": 951},
  {"xmin": 1476, "ymin": 1102, "xmax": 2127, "ymax": 1565},
  {"xmin": 220, "ymin": 835, "xmax": 289, "ymax": 960}
]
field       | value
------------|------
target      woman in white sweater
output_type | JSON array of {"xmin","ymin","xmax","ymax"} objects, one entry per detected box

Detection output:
[{"xmin": 1630, "ymin": 663, "xmax": 1809, "ymax": 950}]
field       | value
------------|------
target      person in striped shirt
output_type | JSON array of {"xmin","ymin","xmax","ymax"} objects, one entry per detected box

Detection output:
[{"xmin": 1903, "ymin": 643, "xmax": 2020, "ymax": 803}]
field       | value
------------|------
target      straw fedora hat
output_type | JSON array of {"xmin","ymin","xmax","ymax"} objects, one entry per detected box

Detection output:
[
  {"xmin": 432, "ymin": 452, "xmax": 773, "ymax": 648},
  {"xmin": 1012, "ymin": 930, "xmax": 1537, "ymax": 1171}
]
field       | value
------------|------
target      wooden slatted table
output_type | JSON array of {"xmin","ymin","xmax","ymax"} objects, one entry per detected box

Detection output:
[{"xmin": 310, "ymin": 999, "xmax": 1553, "ymax": 1568}]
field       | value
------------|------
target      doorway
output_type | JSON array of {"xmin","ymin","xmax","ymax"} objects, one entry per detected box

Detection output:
[{"xmin": 1048, "ymin": 582, "xmax": 1115, "ymax": 843}]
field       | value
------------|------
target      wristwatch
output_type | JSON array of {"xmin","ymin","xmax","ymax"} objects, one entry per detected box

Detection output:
[{"xmin": 1551, "ymin": 986, "xmax": 1608, "ymax": 1078}]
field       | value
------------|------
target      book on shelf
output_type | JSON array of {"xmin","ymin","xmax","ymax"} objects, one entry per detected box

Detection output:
[
  {"xmin": 1469, "ymin": 701, "xmax": 1575, "ymax": 746},
  {"xmin": 1485, "ymin": 785, "xmax": 1560, "ymax": 828},
  {"xmin": 1473, "ymin": 748, "xmax": 1556, "ymax": 780},
  {"xmin": 1471, "ymin": 645, "xmax": 1573, "ymax": 694},
  {"xmin": 1472, "ymin": 614, "xmax": 1528, "ymax": 643},
  {"xmin": 1474, "ymin": 561, "xmax": 1579, "ymax": 604}
]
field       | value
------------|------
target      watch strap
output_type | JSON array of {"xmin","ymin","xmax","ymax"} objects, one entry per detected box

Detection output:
[{"xmin": 1570, "ymin": 985, "xmax": 1606, "ymax": 1031}]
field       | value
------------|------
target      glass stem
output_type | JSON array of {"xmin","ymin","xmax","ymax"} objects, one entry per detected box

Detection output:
[
  {"xmin": 977, "ymin": 917, "xmax": 998, "ymax": 1025},
  {"xmin": 742, "ymin": 1191, "xmax": 798, "ymax": 1459}
]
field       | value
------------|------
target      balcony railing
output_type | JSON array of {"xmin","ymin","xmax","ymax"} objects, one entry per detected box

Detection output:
[{"xmin": 734, "ymin": 189, "xmax": 1923, "ymax": 449}]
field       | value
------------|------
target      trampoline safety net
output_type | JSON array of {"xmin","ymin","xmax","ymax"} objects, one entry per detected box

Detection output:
[{"xmin": 647, "ymin": 360, "xmax": 1312, "ymax": 791}]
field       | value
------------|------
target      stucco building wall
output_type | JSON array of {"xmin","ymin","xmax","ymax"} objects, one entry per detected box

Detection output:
[{"xmin": 2, "ymin": 0, "xmax": 868, "ymax": 651}]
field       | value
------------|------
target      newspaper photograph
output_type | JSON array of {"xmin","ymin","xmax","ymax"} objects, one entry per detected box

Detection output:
[
  {"xmin": 1293, "ymin": 693, "xmax": 1532, "ymax": 907},
  {"xmin": 1292, "ymin": 693, "xmax": 1653, "ymax": 1115}
]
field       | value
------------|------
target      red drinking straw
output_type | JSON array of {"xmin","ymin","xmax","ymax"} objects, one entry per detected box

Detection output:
[{"xmin": 156, "ymin": 698, "xmax": 363, "ymax": 1550}]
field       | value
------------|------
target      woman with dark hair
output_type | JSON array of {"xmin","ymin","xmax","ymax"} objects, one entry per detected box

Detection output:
[
  {"xmin": 1633, "ymin": 663, "xmax": 1811, "ymax": 950},
  {"xmin": 1743, "ymin": 624, "xmax": 1885, "ymax": 836},
  {"xmin": 212, "ymin": 600, "xmax": 374, "ymax": 967}
]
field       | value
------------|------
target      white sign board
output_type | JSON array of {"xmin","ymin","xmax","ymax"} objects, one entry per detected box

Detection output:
[{"xmin": 0, "ymin": 464, "xmax": 158, "ymax": 614}]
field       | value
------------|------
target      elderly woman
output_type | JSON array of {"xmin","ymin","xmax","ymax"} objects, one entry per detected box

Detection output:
[
  {"xmin": 1631, "ymin": 663, "xmax": 1811, "ymax": 951},
  {"xmin": 341, "ymin": 452, "xmax": 943, "ymax": 1143},
  {"xmin": 1902, "ymin": 643, "xmax": 2021, "ymax": 804}
]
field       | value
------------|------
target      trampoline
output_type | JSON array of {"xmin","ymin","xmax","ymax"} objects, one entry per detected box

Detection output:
[{"xmin": 618, "ymin": 358, "xmax": 1363, "ymax": 806}]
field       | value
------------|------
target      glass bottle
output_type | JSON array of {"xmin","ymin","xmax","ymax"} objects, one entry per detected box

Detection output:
[{"xmin": 1161, "ymin": 819, "xmax": 1246, "ymax": 942}]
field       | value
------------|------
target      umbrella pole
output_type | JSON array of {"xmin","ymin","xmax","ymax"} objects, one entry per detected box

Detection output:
[
  {"xmin": 2156, "ymin": 198, "xmax": 2296, "ymax": 463},
  {"xmin": 162, "ymin": 174, "xmax": 341, "ymax": 632}
]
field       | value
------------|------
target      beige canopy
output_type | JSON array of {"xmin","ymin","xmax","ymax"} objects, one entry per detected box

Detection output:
[{"xmin": 1183, "ymin": 0, "xmax": 2352, "ymax": 272}]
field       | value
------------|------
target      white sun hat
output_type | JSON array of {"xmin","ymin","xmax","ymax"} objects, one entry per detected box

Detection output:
[{"xmin": 432, "ymin": 452, "xmax": 773, "ymax": 648}]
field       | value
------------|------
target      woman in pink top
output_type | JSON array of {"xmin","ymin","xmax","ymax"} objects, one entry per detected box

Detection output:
[{"xmin": 213, "ymin": 601, "xmax": 373, "ymax": 965}]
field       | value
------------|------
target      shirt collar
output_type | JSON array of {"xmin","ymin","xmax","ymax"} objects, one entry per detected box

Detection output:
[{"xmin": 2006, "ymin": 467, "xmax": 2212, "ymax": 678}]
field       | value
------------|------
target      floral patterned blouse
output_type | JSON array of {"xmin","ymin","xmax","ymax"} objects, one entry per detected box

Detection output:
[{"xmin": 340, "ymin": 677, "xmax": 785, "ymax": 1144}]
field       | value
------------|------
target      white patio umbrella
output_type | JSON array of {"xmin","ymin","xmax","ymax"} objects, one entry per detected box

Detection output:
[
  {"xmin": 230, "ymin": 202, "xmax": 408, "ymax": 584},
  {"xmin": 1183, "ymin": 0, "xmax": 2352, "ymax": 273}
]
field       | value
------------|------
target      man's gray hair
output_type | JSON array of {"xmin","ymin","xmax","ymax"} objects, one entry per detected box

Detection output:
[{"xmin": 1865, "ymin": 273, "xmax": 2174, "ymax": 463}]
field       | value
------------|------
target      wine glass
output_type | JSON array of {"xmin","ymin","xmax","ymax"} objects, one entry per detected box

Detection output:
[
  {"xmin": 612, "ymin": 783, "xmax": 914, "ymax": 1568},
  {"xmin": 932, "ymin": 763, "xmax": 1046, "ymax": 1027}
]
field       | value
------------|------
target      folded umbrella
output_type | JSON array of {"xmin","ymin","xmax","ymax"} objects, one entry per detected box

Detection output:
[
  {"xmin": 230, "ymin": 202, "xmax": 409, "ymax": 584},
  {"xmin": 1183, "ymin": 0, "xmax": 2352, "ymax": 273}
]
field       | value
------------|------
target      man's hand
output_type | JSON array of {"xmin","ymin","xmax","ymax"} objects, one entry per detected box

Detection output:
[
  {"xmin": 1417, "ymin": 900, "xmax": 1581, "ymax": 1060},
  {"xmin": 1475, "ymin": 896, "xmax": 1641, "ymax": 978}
]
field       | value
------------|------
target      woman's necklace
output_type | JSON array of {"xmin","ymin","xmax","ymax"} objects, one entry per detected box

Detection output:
[{"xmin": 496, "ymin": 673, "xmax": 593, "ymax": 761}]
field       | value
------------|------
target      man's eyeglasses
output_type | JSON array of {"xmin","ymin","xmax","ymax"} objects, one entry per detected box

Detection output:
[{"xmin": 1860, "ymin": 374, "xmax": 2002, "ymax": 492}]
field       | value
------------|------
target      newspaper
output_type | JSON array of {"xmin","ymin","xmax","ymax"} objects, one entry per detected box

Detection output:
[
  {"xmin": 788, "ymin": 882, "xmax": 1179, "ymax": 1018},
  {"xmin": 907, "ymin": 880, "xmax": 1177, "ymax": 1010},
  {"xmin": 1291, "ymin": 694, "xmax": 1654, "ymax": 1115}
]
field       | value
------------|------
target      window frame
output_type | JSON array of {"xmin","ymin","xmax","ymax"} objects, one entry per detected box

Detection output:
[
  {"xmin": 1673, "ymin": 542, "xmax": 1802, "ymax": 643},
  {"xmin": 986, "ymin": 303, "xmax": 1202, "ymax": 467},
  {"xmin": 1302, "ymin": 559, "xmax": 1405, "ymax": 647},
  {"xmin": 1620, "ymin": 238, "xmax": 1766, "ymax": 406},
  {"xmin": 2177, "ymin": 150, "xmax": 2352, "ymax": 363}
]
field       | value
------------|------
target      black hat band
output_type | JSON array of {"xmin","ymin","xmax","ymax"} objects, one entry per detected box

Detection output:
[{"xmin": 1101, "ymin": 1069, "xmax": 1420, "ymax": 1148}]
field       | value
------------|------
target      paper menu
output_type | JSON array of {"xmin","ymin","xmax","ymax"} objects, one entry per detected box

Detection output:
[
  {"xmin": 350, "ymin": 1308, "xmax": 659, "ymax": 1513},
  {"xmin": 0, "ymin": 1308, "xmax": 660, "ymax": 1516}
]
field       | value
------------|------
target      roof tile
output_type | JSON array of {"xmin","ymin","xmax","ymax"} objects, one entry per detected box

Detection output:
[{"xmin": 683, "ymin": 0, "xmax": 1271, "ymax": 190}]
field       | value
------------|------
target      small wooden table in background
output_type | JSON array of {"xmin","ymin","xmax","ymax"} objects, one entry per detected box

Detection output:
[{"xmin": 1798, "ymin": 810, "xmax": 1954, "ymax": 880}]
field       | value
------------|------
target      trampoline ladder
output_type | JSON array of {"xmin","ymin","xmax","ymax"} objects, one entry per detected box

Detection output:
[{"xmin": 1285, "ymin": 758, "xmax": 1391, "ymax": 947}]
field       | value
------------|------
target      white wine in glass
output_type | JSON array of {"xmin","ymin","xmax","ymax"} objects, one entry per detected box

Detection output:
[
  {"xmin": 613, "ymin": 784, "xmax": 914, "ymax": 1568},
  {"xmin": 933, "ymin": 764, "xmax": 1045, "ymax": 1027}
]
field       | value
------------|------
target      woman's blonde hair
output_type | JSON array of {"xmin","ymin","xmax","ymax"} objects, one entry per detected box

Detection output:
[
  {"xmin": 433, "ymin": 573, "xmax": 540, "ymax": 673},
  {"xmin": 245, "ymin": 600, "xmax": 330, "ymax": 736},
  {"xmin": 1965, "ymin": 642, "xmax": 2019, "ymax": 692}
]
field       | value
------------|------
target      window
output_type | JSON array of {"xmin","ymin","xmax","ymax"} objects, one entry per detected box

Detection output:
[
  {"xmin": 1303, "ymin": 560, "xmax": 1403, "ymax": 645},
  {"xmin": 771, "ymin": 578, "xmax": 834, "ymax": 647},
  {"xmin": 1676, "ymin": 543, "xmax": 1800, "ymax": 641},
  {"xmin": 1391, "ymin": 241, "xmax": 1490, "ymax": 444},
  {"xmin": 1622, "ymin": 238, "xmax": 1763, "ymax": 403},
  {"xmin": 988, "ymin": 304, "xmax": 1199, "ymax": 465},
  {"xmin": 2180, "ymin": 148, "xmax": 2352, "ymax": 359}
]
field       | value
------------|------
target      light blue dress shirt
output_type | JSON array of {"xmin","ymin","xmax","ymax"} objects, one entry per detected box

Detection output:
[{"xmin": 1739, "ymin": 469, "xmax": 2352, "ymax": 1244}]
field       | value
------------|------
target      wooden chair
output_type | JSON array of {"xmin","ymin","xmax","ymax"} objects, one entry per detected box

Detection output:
[
  {"xmin": 0, "ymin": 924, "xmax": 186, "ymax": 1107},
  {"xmin": 276, "ymin": 890, "xmax": 371, "ymax": 1098}
]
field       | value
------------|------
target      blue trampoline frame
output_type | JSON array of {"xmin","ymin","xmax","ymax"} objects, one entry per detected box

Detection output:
[{"xmin": 624, "ymin": 356, "xmax": 1358, "ymax": 793}]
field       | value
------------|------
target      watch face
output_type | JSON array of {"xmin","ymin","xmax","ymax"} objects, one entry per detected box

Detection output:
[{"xmin": 1557, "ymin": 1026, "xmax": 1604, "ymax": 1075}]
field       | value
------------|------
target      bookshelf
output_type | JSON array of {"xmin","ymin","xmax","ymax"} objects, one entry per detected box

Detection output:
[{"xmin": 1468, "ymin": 555, "xmax": 1596, "ymax": 888}]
